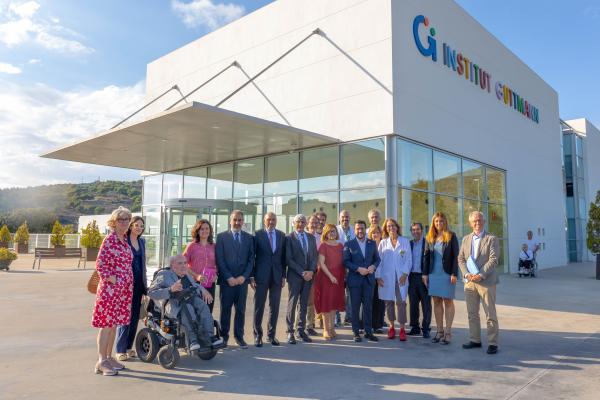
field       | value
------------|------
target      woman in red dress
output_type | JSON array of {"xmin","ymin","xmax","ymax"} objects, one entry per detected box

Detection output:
[
  {"xmin": 314, "ymin": 223, "xmax": 345, "ymax": 340},
  {"xmin": 92, "ymin": 207, "xmax": 133, "ymax": 376}
]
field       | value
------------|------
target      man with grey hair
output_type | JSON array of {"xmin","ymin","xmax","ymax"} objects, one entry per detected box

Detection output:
[
  {"xmin": 285, "ymin": 214, "xmax": 318, "ymax": 344},
  {"xmin": 458, "ymin": 211, "xmax": 500, "ymax": 355},
  {"xmin": 148, "ymin": 255, "xmax": 222, "ymax": 351}
]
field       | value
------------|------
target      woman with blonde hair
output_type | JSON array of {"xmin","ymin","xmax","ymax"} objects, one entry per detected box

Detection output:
[
  {"xmin": 368, "ymin": 224, "xmax": 386, "ymax": 334},
  {"xmin": 91, "ymin": 207, "xmax": 133, "ymax": 376},
  {"xmin": 422, "ymin": 212, "xmax": 459, "ymax": 345},
  {"xmin": 313, "ymin": 223, "xmax": 345, "ymax": 340},
  {"xmin": 376, "ymin": 218, "xmax": 412, "ymax": 341}
]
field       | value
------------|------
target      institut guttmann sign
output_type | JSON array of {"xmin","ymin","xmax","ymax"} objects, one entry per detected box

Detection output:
[{"xmin": 412, "ymin": 14, "xmax": 540, "ymax": 124}]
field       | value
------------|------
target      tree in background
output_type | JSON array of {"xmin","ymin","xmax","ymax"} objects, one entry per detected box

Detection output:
[
  {"xmin": 586, "ymin": 190, "xmax": 600, "ymax": 280},
  {"xmin": 50, "ymin": 220, "xmax": 66, "ymax": 247},
  {"xmin": 80, "ymin": 220, "xmax": 103, "ymax": 261},
  {"xmin": 14, "ymin": 222, "xmax": 30, "ymax": 253},
  {"xmin": 0, "ymin": 225, "xmax": 11, "ymax": 248}
]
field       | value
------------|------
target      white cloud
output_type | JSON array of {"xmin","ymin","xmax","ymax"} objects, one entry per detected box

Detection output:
[
  {"xmin": 0, "ymin": 79, "xmax": 145, "ymax": 188},
  {"xmin": 0, "ymin": 1, "xmax": 94, "ymax": 54},
  {"xmin": 171, "ymin": 0, "xmax": 245, "ymax": 30},
  {"xmin": 27, "ymin": 57, "xmax": 39, "ymax": 64},
  {"xmin": 0, "ymin": 61, "xmax": 21, "ymax": 73}
]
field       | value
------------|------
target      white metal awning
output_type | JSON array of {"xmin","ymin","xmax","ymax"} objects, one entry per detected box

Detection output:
[{"xmin": 42, "ymin": 102, "xmax": 339, "ymax": 172}]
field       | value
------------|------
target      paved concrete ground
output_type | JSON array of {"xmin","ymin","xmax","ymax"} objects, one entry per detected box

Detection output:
[{"xmin": 1, "ymin": 255, "xmax": 599, "ymax": 399}]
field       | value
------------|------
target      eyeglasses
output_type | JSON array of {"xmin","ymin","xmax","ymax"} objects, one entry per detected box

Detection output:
[{"xmin": 117, "ymin": 218, "xmax": 131, "ymax": 223}]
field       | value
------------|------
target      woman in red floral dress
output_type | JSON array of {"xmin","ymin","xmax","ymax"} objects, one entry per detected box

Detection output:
[{"xmin": 92, "ymin": 207, "xmax": 133, "ymax": 376}]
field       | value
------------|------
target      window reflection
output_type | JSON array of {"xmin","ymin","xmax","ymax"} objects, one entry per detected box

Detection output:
[
  {"xmin": 434, "ymin": 194, "xmax": 461, "ymax": 237},
  {"xmin": 234, "ymin": 158, "xmax": 263, "ymax": 198},
  {"xmin": 143, "ymin": 174, "xmax": 162, "ymax": 205},
  {"xmin": 398, "ymin": 140, "xmax": 433, "ymax": 191},
  {"xmin": 207, "ymin": 163, "xmax": 233, "ymax": 200},
  {"xmin": 340, "ymin": 139, "xmax": 385, "ymax": 189},
  {"xmin": 184, "ymin": 167, "xmax": 207, "ymax": 198},
  {"xmin": 434, "ymin": 151, "xmax": 461, "ymax": 196},
  {"xmin": 300, "ymin": 191, "xmax": 338, "ymax": 218},
  {"xmin": 162, "ymin": 173, "xmax": 183, "ymax": 201},
  {"xmin": 300, "ymin": 146, "xmax": 338, "ymax": 192},
  {"xmin": 486, "ymin": 168, "xmax": 506, "ymax": 204},
  {"xmin": 339, "ymin": 188, "xmax": 385, "ymax": 226},
  {"xmin": 463, "ymin": 160, "xmax": 484, "ymax": 200},
  {"xmin": 264, "ymin": 194, "xmax": 297, "ymax": 233},
  {"xmin": 265, "ymin": 153, "xmax": 297, "ymax": 195}
]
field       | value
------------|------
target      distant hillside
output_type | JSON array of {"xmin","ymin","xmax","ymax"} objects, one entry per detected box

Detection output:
[{"xmin": 0, "ymin": 180, "xmax": 142, "ymax": 232}]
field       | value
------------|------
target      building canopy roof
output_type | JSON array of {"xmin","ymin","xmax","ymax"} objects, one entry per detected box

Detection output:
[{"xmin": 42, "ymin": 102, "xmax": 338, "ymax": 173}]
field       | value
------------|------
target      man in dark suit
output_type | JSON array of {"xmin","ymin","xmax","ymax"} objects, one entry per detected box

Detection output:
[
  {"xmin": 215, "ymin": 210, "xmax": 255, "ymax": 349},
  {"xmin": 250, "ymin": 211, "xmax": 286, "ymax": 347},
  {"xmin": 343, "ymin": 220, "xmax": 381, "ymax": 342},
  {"xmin": 285, "ymin": 214, "xmax": 317, "ymax": 344},
  {"xmin": 408, "ymin": 222, "xmax": 432, "ymax": 338}
]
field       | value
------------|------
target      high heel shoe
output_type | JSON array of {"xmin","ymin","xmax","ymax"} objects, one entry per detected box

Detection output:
[
  {"xmin": 94, "ymin": 360, "xmax": 117, "ymax": 376},
  {"xmin": 441, "ymin": 332, "xmax": 452, "ymax": 345},
  {"xmin": 431, "ymin": 331, "xmax": 444, "ymax": 343}
]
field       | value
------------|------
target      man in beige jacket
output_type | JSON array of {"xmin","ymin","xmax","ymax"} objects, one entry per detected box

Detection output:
[{"xmin": 458, "ymin": 211, "xmax": 500, "ymax": 354}]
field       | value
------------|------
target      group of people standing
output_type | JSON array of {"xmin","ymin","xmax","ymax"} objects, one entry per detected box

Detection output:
[{"xmin": 90, "ymin": 205, "xmax": 501, "ymax": 375}]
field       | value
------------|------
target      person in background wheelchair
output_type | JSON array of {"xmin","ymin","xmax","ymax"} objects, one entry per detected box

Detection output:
[
  {"xmin": 148, "ymin": 255, "xmax": 222, "ymax": 351},
  {"xmin": 518, "ymin": 244, "xmax": 534, "ymax": 277}
]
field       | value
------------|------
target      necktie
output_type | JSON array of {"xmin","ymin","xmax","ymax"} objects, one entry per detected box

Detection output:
[
  {"xmin": 300, "ymin": 233, "xmax": 308, "ymax": 254},
  {"xmin": 234, "ymin": 232, "xmax": 240, "ymax": 246},
  {"xmin": 269, "ymin": 230, "xmax": 275, "ymax": 253},
  {"xmin": 345, "ymin": 229, "xmax": 351, "ymax": 242}
]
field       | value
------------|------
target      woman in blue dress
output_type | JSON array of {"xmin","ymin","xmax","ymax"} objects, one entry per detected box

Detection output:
[{"xmin": 422, "ymin": 212, "xmax": 459, "ymax": 345}]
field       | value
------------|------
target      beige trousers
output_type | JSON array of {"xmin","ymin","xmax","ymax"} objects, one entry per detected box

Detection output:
[{"xmin": 464, "ymin": 281, "xmax": 499, "ymax": 346}]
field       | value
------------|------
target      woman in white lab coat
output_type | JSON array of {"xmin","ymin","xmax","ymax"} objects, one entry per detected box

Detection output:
[{"xmin": 375, "ymin": 218, "xmax": 412, "ymax": 342}]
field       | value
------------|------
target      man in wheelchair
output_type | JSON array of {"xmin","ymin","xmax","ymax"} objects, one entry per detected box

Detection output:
[
  {"xmin": 518, "ymin": 243, "xmax": 534, "ymax": 275},
  {"xmin": 148, "ymin": 255, "xmax": 223, "ymax": 351}
]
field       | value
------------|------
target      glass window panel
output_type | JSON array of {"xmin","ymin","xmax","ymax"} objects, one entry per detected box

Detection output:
[
  {"xmin": 162, "ymin": 173, "xmax": 183, "ymax": 201},
  {"xmin": 497, "ymin": 239, "xmax": 507, "ymax": 273},
  {"xmin": 183, "ymin": 167, "xmax": 206, "ymax": 198},
  {"xmin": 233, "ymin": 198, "xmax": 262, "ymax": 233},
  {"xmin": 487, "ymin": 203, "xmax": 507, "ymax": 239},
  {"xmin": 433, "ymin": 151, "xmax": 461, "ymax": 196},
  {"xmin": 340, "ymin": 139, "xmax": 385, "ymax": 189},
  {"xmin": 434, "ymin": 194, "xmax": 461, "ymax": 236},
  {"xmin": 399, "ymin": 189, "xmax": 432, "ymax": 237},
  {"xmin": 575, "ymin": 136, "xmax": 583, "ymax": 157},
  {"xmin": 142, "ymin": 205, "xmax": 161, "ymax": 269},
  {"xmin": 463, "ymin": 199, "xmax": 483, "ymax": 238},
  {"xmin": 579, "ymin": 198, "xmax": 587, "ymax": 219},
  {"xmin": 486, "ymin": 168, "xmax": 506, "ymax": 204},
  {"xmin": 300, "ymin": 146, "xmax": 338, "ymax": 192},
  {"xmin": 564, "ymin": 155, "xmax": 573, "ymax": 179},
  {"xmin": 207, "ymin": 163, "xmax": 233, "ymax": 200},
  {"xmin": 300, "ymin": 191, "xmax": 338, "ymax": 220},
  {"xmin": 143, "ymin": 174, "xmax": 162, "ymax": 205},
  {"xmin": 576, "ymin": 156, "xmax": 584, "ymax": 178},
  {"xmin": 397, "ymin": 140, "xmax": 433, "ymax": 191},
  {"xmin": 463, "ymin": 160, "xmax": 484, "ymax": 200},
  {"xmin": 339, "ymin": 188, "xmax": 386, "ymax": 228},
  {"xmin": 234, "ymin": 158, "xmax": 263, "ymax": 198},
  {"xmin": 265, "ymin": 153, "xmax": 298, "ymax": 195},
  {"xmin": 566, "ymin": 197, "xmax": 575, "ymax": 218},
  {"xmin": 567, "ymin": 218, "xmax": 576, "ymax": 240},
  {"xmin": 562, "ymin": 135, "xmax": 572, "ymax": 155},
  {"xmin": 264, "ymin": 195, "xmax": 297, "ymax": 233}
]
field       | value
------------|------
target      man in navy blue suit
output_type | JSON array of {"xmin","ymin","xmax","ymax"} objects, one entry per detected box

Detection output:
[
  {"xmin": 215, "ymin": 210, "xmax": 255, "ymax": 349},
  {"xmin": 343, "ymin": 220, "xmax": 381, "ymax": 342}
]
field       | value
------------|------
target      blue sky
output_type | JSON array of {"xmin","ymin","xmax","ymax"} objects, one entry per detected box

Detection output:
[{"xmin": 1, "ymin": 0, "xmax": 598, "ymax": 188}]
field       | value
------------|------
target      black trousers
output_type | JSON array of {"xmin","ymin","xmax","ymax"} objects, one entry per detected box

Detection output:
[
  {"xmin": 116, "ymin": 283, "xmax": 144, "ymax": 353},
  {"xmin": 372, "ymin": 284, "xmax": 386, "ymax": 330},
  {"xmin": 206, "ymin": 284, "xmax": 216, "ymax": 314},
  {"xmin": 408, "ymin": 272, "xmax": 432, "ymax": 332},
  {"xmin": 219, "ymin": 282, "xmax": 248, "ymax": 342},
  {"xmin": 349, "ymin": 279, "xmax": 374, "ymax": 335},
  {"xmin": 253, "ymin": 279, "xmax": 282, "ymax": 339},
  {"xmin": 286, "ymin": 278, "xmax": 312, "ymax": 334}
]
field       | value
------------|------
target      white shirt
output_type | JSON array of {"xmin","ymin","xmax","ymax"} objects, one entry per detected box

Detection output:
[
  {"xmin": 525, "ymin": 238, "xmax": 539, "ymax": 254},
  {"xmin": 357, "ymin": 237, "xmax": 366, "ymax": 258},
  {"xmin": 519, "ymin": 250, "xmax": 533, "ymax": 261},
  {"xmin": 337, "ymin": 225, "xmax": 355, "ymax": 244},
  {"xmin": 472, "ymin": 231, "xmax": 484, "ymax": 259}
]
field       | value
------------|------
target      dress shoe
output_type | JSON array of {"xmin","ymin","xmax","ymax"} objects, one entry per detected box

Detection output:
[
  {"xmin": 353, "ymin": 334, "xmax": 362, "ymax": 342},
  {"xmin": 298, "ymin": 331, "xmax": 312, "ymax": 343},
  {"xmin": 407, "ymin": 327, "xmax": 421, "ymax": 336},
  {"xmin": 268, "ymin": 337, "xmax": 280, "ymax": 346},
  {"xmin": 365, "ymin": 333, "xmax": 379, "ymax": 342},
  {"xmin": 307, "ymin": 328, "xmax": 318, "ymax": 336},
  {"xmin": 254, "ymin": 336, "xmax": 263, "ymax": 347},
  {"xmin": 422, "ymin": 330, "xmax": 431, "ymax": 339},
  {"xmin": 235, "ymin": 338, "xmax": 248, "ymax": 349},
  {"xmin": 287, "ymin": 333, "xmax": 297, "ymax": 344},
  {"xmin": 387, "ymin": 326, "xmax": 396, "ymax": 339},
  {"xmin": 374, "ymin": 328, "xmax": 384, "ymax": 334},
  {"xmin": 399, "ymin": 327, "xmax": 407, "ymax": 342},
  {"xmin": 487, "ymin": 345, "xmax": 498, "ymax": 354},
  {"xmin": 462, "ymin": 341, "xmax": 482, "ymax": 349}
]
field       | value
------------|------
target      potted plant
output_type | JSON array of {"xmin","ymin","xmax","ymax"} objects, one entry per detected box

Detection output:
[
  {"xmin": 50, "ymin": 220, "xmax": 66, "ymax": 257},
  {"xmin": 0, "ymin": 248, "xmax": 17, "ymax": 271},
  {"xmin": 14, "ymin": 222, "xmax": 30, "ymax": 254},
  {"xmin": 586, "ymin": 190, "xmax": 600, "ymax": 280},
  {"xmin": 0, "ymin": 225, "xmax": 11, "ymax": 249},
  {"xmin": 81, "ymin": 220, "xmax": 103, "ymax": 261}
]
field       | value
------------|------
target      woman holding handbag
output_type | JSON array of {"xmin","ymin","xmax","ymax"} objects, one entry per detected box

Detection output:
[
  {"xmin": 115, "ymin": 216, "xmax": 147, "ymax": 361},
  {"xmin": 91, "ymin": 207, "xmax": 133, "ymax": 376}
]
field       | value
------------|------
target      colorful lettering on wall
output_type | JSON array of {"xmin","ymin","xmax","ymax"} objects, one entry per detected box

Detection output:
[{"xmin": 412, "ymin": 14, "xmax": 540, "ymax": 124}]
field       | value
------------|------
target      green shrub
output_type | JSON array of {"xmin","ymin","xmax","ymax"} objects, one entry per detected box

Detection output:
[
  {"xmin": 81, "ymin": 220, "xmax": 103, "ymax": 248},
  {"xmin": 0, "ymin": 248, "xmax": 17, "ymax": 261},
  {"xmin": 50, "ymin": 220, "xmax": 66, "ymax": 247},
  {"xmin": 587, "ymin": 190, "xmax": 600, "ymax": 254},
  {"xmin": 0, "ymin": 225, "xmax": 11, "ymax": 243},
  {"xmin": 14, "ymin": 222, "xmax": 30, "ymax": 244}
]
